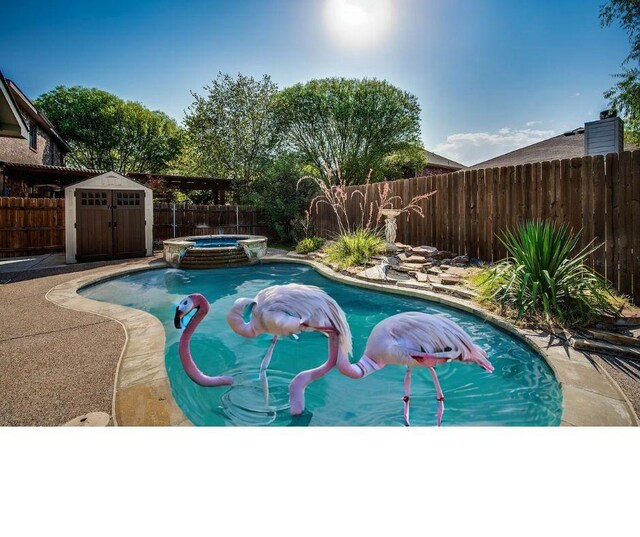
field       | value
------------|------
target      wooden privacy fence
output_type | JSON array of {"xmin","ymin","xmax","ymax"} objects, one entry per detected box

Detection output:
[
  {"xmin": 0, "ymin": 201, "xmax": 268, "ymax": 258},
  {"xmin": 153, "ymin": 203, "xmax": 268, "ymax": 243},
  {"xmin": 0, "ymin": 197, "xmax": 65, "ymax": 258},
  {"xmin": 312, "ymin": 150, "xmax": 640, "ymax": 304}
]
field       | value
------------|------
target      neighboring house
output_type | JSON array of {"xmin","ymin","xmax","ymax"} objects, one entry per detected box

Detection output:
[
  {"xmin": 0, "ymin": 70, "xmax": 71, "ymax": 197},
  {"xmin": 421, "ymin": 149, "xmax": 466, "ymax": 176},
  {"xmin": 0, "ymin": 70, "xmax": 28, "ymax": 140},
  {"xmin": 469, "ymin": 115, "xmax": 636, "ymax": 170}
]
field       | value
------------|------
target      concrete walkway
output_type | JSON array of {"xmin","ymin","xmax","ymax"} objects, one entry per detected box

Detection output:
[
  {"xmin": 0, "ymin": 257, "xmax": 159, "ymax": 426},
  {"xmin": 0, "ymin": 253, "xmax": 67, "ymax": 274}
]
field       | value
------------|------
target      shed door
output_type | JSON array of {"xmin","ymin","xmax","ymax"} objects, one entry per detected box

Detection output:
[
  {"xmin": 113, "ymin": 190, "xmax": 146, "ymax": 259},
  {"xmin": 75, "ymin": 189, "xmax": 113, "ymax": 262}
]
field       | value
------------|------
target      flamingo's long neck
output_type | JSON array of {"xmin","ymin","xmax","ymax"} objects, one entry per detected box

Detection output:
[
  {"xmin": 289, "ymin": 333, "xmax": 341, "ymax": 415},
  {"xmin": 226, "ymin": 299, "xmax": 259, "ymax": 338},
  {"xmin": 179, "ymin": 301, "xmax": 233, "ymax": 387},
  {"xmin": 336, "ymin": 345, "xmax": 382, "ymax": 379}
]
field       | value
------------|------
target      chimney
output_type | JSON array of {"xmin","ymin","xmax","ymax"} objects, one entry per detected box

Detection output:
[{"xmin": 584, "ymin": 111, "xmax": 624, "ymax": 156}]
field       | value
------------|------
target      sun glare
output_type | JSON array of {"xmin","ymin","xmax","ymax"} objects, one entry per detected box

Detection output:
[{"xmin": 324, "ymin": 0, "xmax": 395, "ymax": 49}]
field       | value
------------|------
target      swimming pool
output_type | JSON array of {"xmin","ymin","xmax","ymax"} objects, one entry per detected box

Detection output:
[{"xmin": 81, "ymin": 262, "xmax": 563, "ymax": 426}]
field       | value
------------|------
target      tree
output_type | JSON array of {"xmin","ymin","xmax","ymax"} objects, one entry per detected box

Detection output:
[
  {"xmin": 236, "ymin": 154, "xmax": 316, "ymax": 242},
  {"xmin": 276, "ymin": 77, "xmax": 424, "ymax": 185},
  {"xmin": 183, "ymin": 73, "xmax": 282, "ymax": 183},
  {"xmin": 35, "ymin": 86, "xmax": 183, "ymax": 172},
  {"xmin": 600, "ymin": 0, "xmax": 640, "ymax": 142}
]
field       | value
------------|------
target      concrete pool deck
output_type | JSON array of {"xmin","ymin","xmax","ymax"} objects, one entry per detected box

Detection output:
[{"xmin": 32, "ymin": 254, "xmax": 638, "ymax": 427}]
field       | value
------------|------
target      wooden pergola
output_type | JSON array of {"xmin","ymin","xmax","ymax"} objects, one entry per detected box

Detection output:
[{"xmin": 0, "ymin": 161, "xmax": 232, "ymax": 203}]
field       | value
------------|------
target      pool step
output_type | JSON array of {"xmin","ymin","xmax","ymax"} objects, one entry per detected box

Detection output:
[{"xmin": 179, "ymin": 247, "xmax": 253, "ymax": 269}]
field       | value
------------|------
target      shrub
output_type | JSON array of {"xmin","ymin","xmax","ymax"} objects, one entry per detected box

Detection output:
[
  {"xmin": 325, "ymin": 229, "xmax": 386, "ymax": 269},
  {"xmin": 295, "ymin": 236, "xmax": 325, "ymax": 254},
  {"xmin": 476, "ymin": 221, "xmax": 619, "ymax": 326}
]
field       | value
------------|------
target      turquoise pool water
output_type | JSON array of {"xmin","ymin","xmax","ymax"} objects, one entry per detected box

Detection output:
[
  {"xmin": 81, "ymin": 263, "xmax": 563, "ymax": 426},
  {"xmin": 190, "ymin": 236, "xmax": 240, "ymax": 248}
]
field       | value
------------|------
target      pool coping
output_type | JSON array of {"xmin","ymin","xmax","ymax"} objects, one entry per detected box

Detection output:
[{"xmin": 45, "ymin": 255, "xmax": 639, "ymax": 427}]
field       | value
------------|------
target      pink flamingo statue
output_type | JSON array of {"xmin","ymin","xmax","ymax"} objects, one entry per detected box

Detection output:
[
  {"xmin": 336, "ymin": 312, "xmax": 493, "ymax": 426},
  {"xmin": 174, "ymin": 294, "xmax": 234, "ymax": 387},
  {"xmin": 226, "ymin": 283, "xmax": 352, "ymax": 415}
]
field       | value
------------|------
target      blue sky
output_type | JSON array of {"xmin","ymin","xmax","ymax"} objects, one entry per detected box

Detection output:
[{"xmin": 0, "ymin": 0, "xmax": 631, "ymax": 165}]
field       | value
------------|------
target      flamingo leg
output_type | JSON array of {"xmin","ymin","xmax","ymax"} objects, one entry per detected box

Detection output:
[
  {"xmin": 403, "ymin": 367, "xmax": 412, "ymax": 427},
  {"xmin": 259, "ymin": 336, "xmax": 278, "ymax": 405},
  {"xmin": 428, "ymin": 367, "xmax": 446, "ymax": 427},
  {"xmin": 289, "ymin": 333, "xmax": 339, "ymax": 415}
]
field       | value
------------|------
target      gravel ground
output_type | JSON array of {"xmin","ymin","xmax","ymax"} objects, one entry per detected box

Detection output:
[
  {"xmin": 593, "ymin": 354, "xmax": 640, "ymax": 419},
  {"xmin": 0, "ymin": 270, "xmax": 125, "ymax": 426}
]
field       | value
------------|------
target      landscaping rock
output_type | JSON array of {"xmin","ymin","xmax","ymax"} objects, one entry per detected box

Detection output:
[
  {"xmin": 405, "ymin": 255, "xmax": 427, "ymax": 263},
  {"xmin": 356, "ymin": 266, "xmax": 388, "ymax": 281},
  {"xmin": 431, "ymin": 250, "xmax": 456, "ymax": 260},
  {"xmin": 395, "ymin": 263, "xmax": 427, "ymax": 273},
  {"xmin": 415, "ymin": 272, "xmax": 430, "ymax": 283},
  {"xmin": 427, "ymin": 267, "xmax": 442, "ymax": 275},
  {"xmin": 451, "ymin": 255, "xmax": 469, "ymax": 265},
  {"xmin": 411, "ymin": 246, "xmax": 438, "ymax": 257},
  {"xmin": 386, "ymin": 269, "xmax": 411, "ymax": 282},
  {"xmin": 440, "ymin": 274, "xmax": 462, "ymax": 285}
]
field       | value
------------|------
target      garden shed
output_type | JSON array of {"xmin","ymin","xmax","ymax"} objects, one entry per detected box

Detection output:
[{"xmin": 65, "ymin": 171, "xmax": 153, "ymax": 263}]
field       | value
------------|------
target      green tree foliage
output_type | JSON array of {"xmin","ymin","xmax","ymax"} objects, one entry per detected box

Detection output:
[
  {"xmin": 237, "ymin": 154, "xmax": 317, "ymax": 242},
  {"xmin": 600, "ymin": 0, "xmax": 640, "ymax": 142},
  {"xmin": 276, "ymin": 77, "xmax": 424, "ymax": 185},
  {"xmin": 35, "ymin": 86, "xmax": 182, "ymax": 173},
  {"xmin": 381, "ymin": 145, "xmax": 428, "ymax": 179},
  {"xmin": 183, "ymin": 73, "xmax": 282, "ymax": 183}
]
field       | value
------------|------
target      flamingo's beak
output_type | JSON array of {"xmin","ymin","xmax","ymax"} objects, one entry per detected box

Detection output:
[
  {"xmin": 174, "ymin": 307, "xmax": 183, "ymax": 329},
  {"xmin": 174, "ymin": 305, "xmax": 198, "ymax": 329}
]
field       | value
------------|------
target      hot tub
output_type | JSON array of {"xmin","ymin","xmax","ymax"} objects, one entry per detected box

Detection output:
[{"xmin": 163, "ymin": 234, "xmax": 268, "ymax": 268}]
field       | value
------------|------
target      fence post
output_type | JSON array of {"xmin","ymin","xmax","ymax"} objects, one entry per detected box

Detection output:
[
  {"xmin": 171, "ymin": 203, "xmax": 176, "ymax": 238},
  {"xmin": 236, "ymin": 205, "xmax": 239, "ymax": 234}
]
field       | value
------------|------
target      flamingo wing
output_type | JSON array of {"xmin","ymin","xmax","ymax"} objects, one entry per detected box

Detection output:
[
  {"xmin": 253, "ymin": 284, "xmax": 353, "ymax": 354},
  {"xmin": 389, "ymin": 312, "xmax": 491, "ymax": 369}
]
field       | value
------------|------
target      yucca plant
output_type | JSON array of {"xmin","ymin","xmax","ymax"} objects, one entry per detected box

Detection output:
[
  {"xmin": 325, "ymin": 228, "xmax": 386, "ymax": 269},
  {"xmin": 477, "ymin": 221, "xmax": 618, "ymax": 325}
]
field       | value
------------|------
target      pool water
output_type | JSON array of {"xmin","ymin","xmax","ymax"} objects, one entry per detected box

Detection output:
[
  {"xmin": 81, "ymin": 263, "xmax": 563, "ymax": 426},
  {"xmin": 191, "ymin": 237, "xmax": 240, "ymax": 248}
]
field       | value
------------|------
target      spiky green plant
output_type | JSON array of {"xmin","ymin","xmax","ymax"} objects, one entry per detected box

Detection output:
[
  {"xmin": 325, "ymin": 228, "xmax": 386, "ymax": 269},
  {"xmin": 295, "ymin": 236, "xmax": 325, "ymax": 254},
  {"xmin": 477, "ymin": 221, "xmax": 618, "ymax": 325}
]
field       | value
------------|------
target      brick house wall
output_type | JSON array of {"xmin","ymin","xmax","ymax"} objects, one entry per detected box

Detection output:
[
  {"xmin": 0, "ymin": 102, "xmax": 65, "ymax": 167},
  {"xmin": 419, "ymin": 165, "xmax": 461, "ymax": 177}
]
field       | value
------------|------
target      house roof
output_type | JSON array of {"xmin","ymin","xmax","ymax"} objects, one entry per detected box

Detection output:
[
  {"xmin": 0, "ymin": 70, "xmax": 28, "ymax": 139},
  {"xmin": 468, "ymin": 128, "xmax": 639, "ymax": 169},
  {"xmin": 5, "ymin": 78, "xmax": 71, "ymax": 151},
  {"xmin": 425, "ymin": 149, "xmax": 466, "ymax": 170}
]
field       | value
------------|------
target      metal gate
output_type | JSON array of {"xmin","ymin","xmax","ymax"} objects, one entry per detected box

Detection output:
[{"xmin": 75, "ymin": 189, "xmax": 146, "ymax": 262}]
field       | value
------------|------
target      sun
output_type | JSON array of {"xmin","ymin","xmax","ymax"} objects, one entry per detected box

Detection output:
[{"xmin": 323, "ymin": 0, "xmax": 395, "ymax": 49}]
